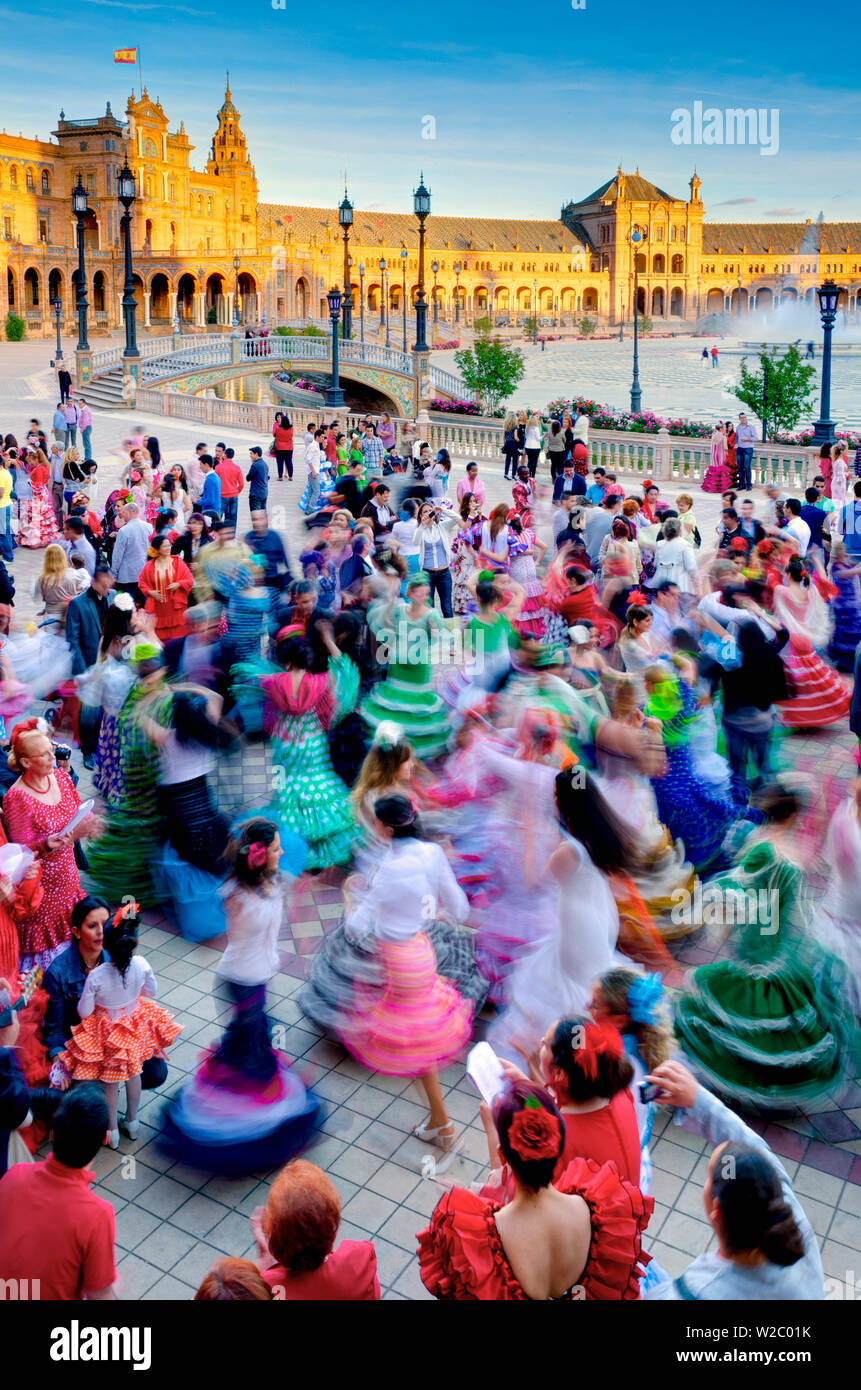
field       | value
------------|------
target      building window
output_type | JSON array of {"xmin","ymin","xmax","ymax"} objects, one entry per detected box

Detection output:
[
  {"xmin": 41, "ymin": 170, "xmax": 50, "ymax": 195},
  {"xmin": 655, "ymin": 225, "xmax": 664, "ymax": 242},
  {"xmin": 39, "ymin": 219, "xmax": 48, "ymax": 243},
  {"xmin": 169, "ymin": 182, "xmax": 175, "ymax": 200},
  {"xmin": 669, "ymin": 225, "xmax": 678, "ymax": 242},
  {"xmin": 3, "ymin": 216, "xmax": 12, "ymax": 240},
  {"xmin": 197, "ymin": 195, "xmax": 202, "ymax": 214},
  {"xmin": 86, "ymin": 173, "xmax": 95, "ymax": 195},
  {"xmin": 9, "ymin": 166, "xmax": 16, "ymax": 189},
  {"xmin": 25, "ymin": 168, "xmax": 34, "ymax": 192},
  {"xmin": 205, "ymin": 235, "xmax": 212, "ymax": 253},
  {"xmin": 277, "ymin": 270, "xmax": 284, "ymax": 288},
  {"xmin": 207, "ymin": 198, "xmax": 212, "ymax": 215}
]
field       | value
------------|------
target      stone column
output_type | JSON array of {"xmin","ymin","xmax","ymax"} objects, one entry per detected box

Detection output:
[
  {"xmin": 143, "ymin": 293, "xmax": 151, "ymax": 328},
  {"xmin": 194, "ymin": 290, "xmax": 206, "ymax": 328},
  {"xmin": 122, "ymin": 356, "xmax": 139, "ymax": 408},
  {"xmin": 654, "ymin": 426, "xmax": 672, "ymax": 482},
  {"xmin": 75, "ymin": 346, "xmax": 93, "ymax": 390}
]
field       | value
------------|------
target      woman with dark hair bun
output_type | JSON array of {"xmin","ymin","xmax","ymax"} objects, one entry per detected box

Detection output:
[
  {"xmin": 52, "ymin": 902, "xmax": 181, "ymax": 1149},
  {"xmin": 642, "ymin": 1061, "xmax": 822, "ymax": 1300},
  {"xmin": 418, "ymin": 1079, "xmax": 651, "ymax": 1300}
]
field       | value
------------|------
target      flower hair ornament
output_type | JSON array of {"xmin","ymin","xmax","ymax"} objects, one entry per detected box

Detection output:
[
  {"xmin": 243, "ymin": 841, "xmax": 268, "ymax": 870},
  {"xmin": 112, "ymin": 900, "xmax": 140, "ymax": 928},
  {"xmin": 626, "ymin": 972, "xmax": 664, "ymax": 1026},
  {"xmin": 113, "ymin": 591, "xmax": 135, "ymax": 614},
  {"xmin": 9, "ymin": 716, "xmax": 50, "ymax": 756},
  {"xmin": 572, "ymin": 1020, "xmax": 623, "ymax": 1082},
  {"xmin": 373, "ymin": 720, "xmax": 405, "ymax": 752},
  {"xmin": 508, "ymin": 1095, "xmax": 563, "ymax": 1163},
  {"xmin": 626, "ymin": 589, "xmax": 648, "ymax": 608}
]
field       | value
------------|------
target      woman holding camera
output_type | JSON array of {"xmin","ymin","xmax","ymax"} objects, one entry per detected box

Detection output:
[{"xmin": 413, "ymin": 500, "xmax": 459, "ymax": 618}]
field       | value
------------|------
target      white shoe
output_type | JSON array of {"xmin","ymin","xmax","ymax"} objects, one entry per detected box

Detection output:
[
  {"xmin": 106, "ymin": 1129, "xmax": 120, "ymax": 1150},
  {"xmin": 120, "ymin": 1117, "xmax": 139, "ymax": 1140}
]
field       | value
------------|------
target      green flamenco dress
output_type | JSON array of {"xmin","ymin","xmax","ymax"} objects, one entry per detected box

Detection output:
[
  {"xmin": 674, "ymin": 837, "xmax": 857, "ymax": 1109},
  {"xmin": 85, "ymin": 684, "xmax": 172, "ymax": 906},
  {"xmin": 244, "ymin": 653, "xmax": 358, "ymax": 871},
  {"xmin": 361, "ymin": 597, "xmax": 452, "ymax": 759}
]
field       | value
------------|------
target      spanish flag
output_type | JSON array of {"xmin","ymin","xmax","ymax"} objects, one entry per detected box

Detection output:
[{"xmin": 114, "ymin": 48, "xmax": 137, "ymax": 63}]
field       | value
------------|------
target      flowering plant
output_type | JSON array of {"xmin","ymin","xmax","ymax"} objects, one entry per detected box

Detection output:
[
  {"xmin": 428, "ymin": 397, "xmax": 482, "ymax": 415},
  {"xmin": 430, "ymin": 340, "xmax": 460, "ymax": 351}
]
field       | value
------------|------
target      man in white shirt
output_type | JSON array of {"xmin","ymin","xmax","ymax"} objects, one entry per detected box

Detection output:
[
  {"xmin": 110, "ymin": 503, "xmax": 152, "ymax": 600},
  {"xmin": 783, "ymin": 498, "xmax": 810, "ymax": 557},
  {"xmin": 304, "ymin": 429, "xmax": 325, "ymax": 514},
  {"xmin": 735, "ymin": 413, "xmax": 757, "ymax": 491}
]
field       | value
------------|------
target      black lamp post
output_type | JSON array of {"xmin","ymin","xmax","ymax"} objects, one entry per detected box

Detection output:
[
  {"xmin": 53, "ymin": 296, "xmax": 63, "ymax": 362},
  {"xmin": 413, "ymin": 174, "xmax": 430, "ymax": 354},
  {"xmin": 630, "ymin": 227, "xmax": 643, "ymax": 414},
  {"xmin": 326, "ymin": 285, "xmax": 345, "ymax": 406},
  {"xmin": 379, "ymin": 257, "xmax": 389, "ymax": 346},
  {"xmin": 359, "ymin": 262, "xmax": 365, "ymax": 344},
  {"xmin": 117, "ymin": 162, "xmax": 139, "ymax": 360},
  {"xmin": 232, "ymin": 253, "xmax": 241, "ymax": 332},
  {"xmin": 72, "ymin": 173, "xmax": 89, "ymax": 352},
  {"xmin": 812, "ymin": 278, "xmax": 840, "ymax": 446},
  {"xmin": 400, "ymin": 248, "xmax": 408, "ymax": 352},
  {"xmin": 339, "ymin": 188, "xmax": 353, "ymax": 338},
  {"xmin": 431, "ymin": 260, "xmax": 439, "ymax": 331},
  {"xmin": 454, "ymin": 262, "xmax": 461, "ymax": 324},
  {"xmin": 532, "ymin": 279, "xmax": 538, "ymax": 345}
]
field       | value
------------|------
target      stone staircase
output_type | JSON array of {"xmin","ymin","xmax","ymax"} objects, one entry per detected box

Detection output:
[{"xmin": 84, "ymin": 369, "xmax": 125, "ymax": 410}]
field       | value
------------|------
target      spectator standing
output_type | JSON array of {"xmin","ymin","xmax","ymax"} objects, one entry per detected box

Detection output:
[
  {"xmin": 78, "ymin": 399, "xmax": 93, "ymax": 459},
  {"xmin": 49, "ymin": 444, "xmax": 65, "ymax": 529},
  {"xmin": 0, "ymin": 1084, "xmax": 117, "ymax": 1300},
  {"xmin": 197, "ymin": 454, "xmax": 222, "ymax": 521},
  {"xmin": 246, "ymin": 447, "xmax": 269, "ymax": 513},
  {"xmin": 215, "ymin": 448, "xmax": 245, "ymax": 530},
  {"xmin": 272, "ymin": 412, "xmax": 294, "ymax": 481},
  {"xmin": 359, "ymin": 423, "xmax": 385, "ymax": 474},
  {"xmin": 735, "ymin": 413, "xmax": 757, "ymax": 491},
  {"xmin": 62, "ymin": 517, "xmax": 96, "ymax": 577},
  {"xmin": 0, "ymin": 454, "xmax": 13, "ymax": 563},
  {"xmin": 304, "ymin": 430, "xmax": 325, "ymax": 514},
  {"xmin": 63, "ymin": 399, "xmax": 80, "ymax": 449},
  {"xmin": 456, "ymin": 462, "xmax": 486, "ymax": 511},
  {"xmin": 51, "ymin": 403, "xmax": 66, "ymax": 445},
  {"xmin": 57, "ymin": 367, "xmax": 73, "ymax": 404}
]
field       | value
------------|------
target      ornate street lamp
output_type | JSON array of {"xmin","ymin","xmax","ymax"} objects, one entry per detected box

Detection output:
[
  {"xmin": 53, "ymin": 295, "xmax": 63, "ymax": 362},
  {"xmin": 630, "ymin": 227, "xmax": 643, "ymax": 414},
  {"xmin": 379, "ymin": 257, "xmax": 389, "ymax": 346},
  {"xmin": 71, "ymin": 173, "xmax": 89, "ymax": 351},
  {"xmin": 532, "ymin": 279, "xmax": 538, "ymax": 345},
  {"xmin": 339, "ymin": 188, "xmax": 353, "ymax": 338},
  {"xmin": 812, "ymin": 279, "xmax": 841, "ymax": 446},
  {"xmin": 326, "ymin": 285, "xmax": 345, "ymax": 406},
  {"xmin": 400, "ymin": 247, "xmax": 408, "ymax": 353},
  {"xmin": 117, "ymin": 162, "xmax": 139, "ymax": 360},
  {"xmin": 454, "ymin": 261, "xmax": 461, "ymax": 324},
  {"xmin": 431, "ymin": 260, "xmax": 439, "ymax": 330},
  {"xmin": 359, "ymin": 262, "xmax": 365, "ymax": 344},
  {"xmin": 232, "ymin": 253, "xmax": 241, "ymax": 332},
  {"xmin": 413, "ymin": 174, "xmax": 430, "ymax": 353}
]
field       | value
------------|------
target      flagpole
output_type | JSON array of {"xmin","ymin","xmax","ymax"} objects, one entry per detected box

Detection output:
[{"xmin": 138, "ymin": 48, "xmax": 143, "ymax": 97}]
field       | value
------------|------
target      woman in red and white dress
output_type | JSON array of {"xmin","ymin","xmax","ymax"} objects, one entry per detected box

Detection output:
[
  {"xmin": 17, "ymin": 459, "xmax": 60, "ymax": 549},
  {"xmin": 2, "ymin": 721, "xmax": 96, "ymax": 971},
  {"xmin": 773, "ymin": 554, "xmax": 850, "ymax": 728},
  {"xmin": 418, "ymin": 1079, "xmax": 651, "ymax": 1301}
]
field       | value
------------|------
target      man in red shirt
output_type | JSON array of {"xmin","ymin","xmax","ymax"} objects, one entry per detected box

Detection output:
[
  {"xmin": 324, "ymin": 422, "xmax": 339, "ymax": 468},
  {"xmin": 0, "ymin": 1084, "xmax": 117, "ymax": 1299},
  {"xmin": 215, "ymin": 446, "xmax": 245, "ymax": 530}
]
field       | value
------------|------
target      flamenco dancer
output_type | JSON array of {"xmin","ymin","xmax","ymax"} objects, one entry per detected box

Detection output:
[
  {"xmin": 337, "ymin": 796, "xmax": 473, "ymax": 1165},
  {"xmin": 52, "ymin": 903, "xmax": 181, "ymax": 1149},
  {"xmin": 674, "ymin": 780, "xmax": 857, "ymax": 1109},
  {"xmin": 161, "ymin": 819, "xmax": 322, "ymax": 1174},
  {"xmin": 773, "ymin": 556, "xmax": 850, "ymax": 728},
  {"xmin": 362, "ymin": 574, "xmax": 452, "ymax": 759}
]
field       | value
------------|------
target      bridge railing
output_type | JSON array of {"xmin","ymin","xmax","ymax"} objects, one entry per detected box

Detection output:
[{"xmin": 429, "ymin": 365, "xmax": 477, "ymax": 402}]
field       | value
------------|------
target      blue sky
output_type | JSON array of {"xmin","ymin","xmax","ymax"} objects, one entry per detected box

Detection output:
[{"xmin": 1, "ymin": 0, "xmax": 858, "ymax": 221}]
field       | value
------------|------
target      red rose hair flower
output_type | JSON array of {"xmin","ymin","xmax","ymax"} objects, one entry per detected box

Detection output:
[
  {"xmin": 574, "ymin": 1020, "xmax": 624, "ymax": 1083},
  {"xmin": 508, "ymin": 1101, "xmax": 563, "ymax": 1163}
]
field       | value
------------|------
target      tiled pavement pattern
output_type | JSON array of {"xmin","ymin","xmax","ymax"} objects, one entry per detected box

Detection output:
[{"xmin": 1, "ymin": 335, "xmax": 858, "ymax": 1297}]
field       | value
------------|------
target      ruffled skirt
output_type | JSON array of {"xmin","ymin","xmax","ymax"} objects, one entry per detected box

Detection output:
[{"xmin": 60, "ymin": 997, "xmax": 182, "ymax": 1083}]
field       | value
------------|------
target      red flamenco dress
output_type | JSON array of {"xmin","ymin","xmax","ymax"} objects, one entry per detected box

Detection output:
[
  {"xmin": 418, "ymin": 1157, "xmax": 653, "ymax": 1300},
  {"xmin": 2, "ymin": 767, "xmax": 85, "ymax": 973},
  {"xmin": 0, "ymin": 845, "xmax": 50, "ymax": 1093},
  {"xmin": 138, "ymin": 554, "xmax": 195, "ymax": 643},
  {"xmin": 555, "ymin": 580, "xmax": 622, "ymax": 649},
  {"xmin": 773, "ymin": 577, "xmax": 851, "ymax": 729}
]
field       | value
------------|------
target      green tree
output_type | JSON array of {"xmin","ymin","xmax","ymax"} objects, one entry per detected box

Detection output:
[
  {"xmin": 578, "ymin": 317, "xmax": 596, "ymax": 337},
  {"xmin": 522, "ymin": 314, "xmax": 538, "ymax": 340},
  {"xmin": 5, "ymin": 313, "xmax": 25, "ymax": 341},
  {"xmin": 731, "ymin": 342, "xmax": 816, "ymax": 438},
  {"xmin": 637, "ymin": 316, "xmax": 653, "ymax": 336},
  {"xmin": 473, "ymin": 314, "xmax": 492, "ymax": 335},
  {"xmin": 454, "ymin": 334, "xmax": 525, "ymax": 414}
]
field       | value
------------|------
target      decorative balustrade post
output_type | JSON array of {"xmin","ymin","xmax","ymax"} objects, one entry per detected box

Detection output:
[{"xmin": 654, "ymin": 427, "xmax": 672, "ymax": 481}]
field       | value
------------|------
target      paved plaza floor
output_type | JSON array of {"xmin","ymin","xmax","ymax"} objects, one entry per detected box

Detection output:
[{"xmin": 1, "ymin": 336, "xmax": 859, "ymax": 1300}]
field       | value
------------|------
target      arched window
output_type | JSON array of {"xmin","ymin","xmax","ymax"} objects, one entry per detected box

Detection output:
[
  {"xmin": 669, "ymin": 225, "xmax": 678, "ymax": 243},
  {"xmin": 25, "ymin": 168, "xmax": 34, "ymax": 192},
  {"xmin": 41, "ymin": 170, "xmax": 50, "ymax": 195},
  {"xmin": 9, "ymin": 166, "xmax": 17, "ymax": 189},
  {"xmin": 207, "ymin": 197, "xmax": 213, "ymax": 214},
  {"xmin": 671, "ymin": 254, "xmax": 684, "ymax": 274},
  {"xmin": 143, "ymin": 138, "xmax": 157, "ymax": 158},
  {"xmin": 197, "ymin": 195, "xmax": 202, "ymax": 214},
  {"xmin": 679, "ymin": 227, "xmax": 685, "ymax": 242}
]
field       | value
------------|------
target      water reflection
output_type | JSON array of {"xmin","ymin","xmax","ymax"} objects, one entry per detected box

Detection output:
[{"xmin": 210, "ymin": 373, "xmax": 279, "ymax": 404}]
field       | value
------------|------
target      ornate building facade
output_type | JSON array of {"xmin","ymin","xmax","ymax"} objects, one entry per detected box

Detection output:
[{"xmin": 2, "ymin": 83, "xmax": 861, "ymax": 339}]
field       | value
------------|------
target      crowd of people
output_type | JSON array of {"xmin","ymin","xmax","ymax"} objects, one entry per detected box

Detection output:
[{"xmin": 0, "ymin": 390, "xmax": 858, "ymax": 1302}]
